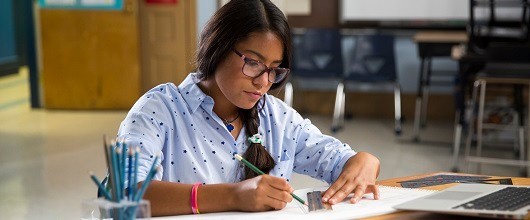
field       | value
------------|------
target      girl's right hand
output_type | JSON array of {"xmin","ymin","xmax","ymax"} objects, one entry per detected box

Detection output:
[{"xmin": 231, "ymin": 175, "xmax": 294, "ymax": 211}]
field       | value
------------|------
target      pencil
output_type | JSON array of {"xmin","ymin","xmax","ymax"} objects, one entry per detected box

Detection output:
[
  {"xmin": 103, "ymin": 136, "xmax": 117, "ymax": 201},
  {"xmin": 115, "ymin": 140, "xmax": 123, "ymax": 200},
  {"xmin": 89, "ymin": 171, "xmax": 112, "ymax": 200},
  {"xmin": 110, "ymin": 141, "xmax": 121, "ymax": 201},
  {"xmin": 134, "ymin": 156, "xmax": 159, "ymax": 202},
  {"xmin": 132, "ymin": 147, "xmax": 139, "ymax": 200},
  {"xmin": 127, "ymin": 147, "xmax": 133, "ymax": 200},
  {"xmin": 234, "ymin": 154, "xmax": 307, "ymax": 206},
  {"xmin": 120, "ymin": 141, "xmax": 127, "ymax": 200}
]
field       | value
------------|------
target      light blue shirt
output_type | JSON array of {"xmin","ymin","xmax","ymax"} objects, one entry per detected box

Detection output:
[{"xmin": 117, "ymin": 73, "xmax": 356, "ymax": 185}]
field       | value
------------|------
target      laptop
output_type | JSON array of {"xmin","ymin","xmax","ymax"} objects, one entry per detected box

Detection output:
[{"xmin": 394, "ymin": 183, "xmax": 530, "ymax": 219}]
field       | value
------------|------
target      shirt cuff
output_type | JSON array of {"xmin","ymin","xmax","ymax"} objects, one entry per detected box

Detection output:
[{"xmin": 331, "ymin": 151, "xmax": 357, "ymax": 183}]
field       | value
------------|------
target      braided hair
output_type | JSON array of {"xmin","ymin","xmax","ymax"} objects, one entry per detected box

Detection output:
[{"xmin": 241, "ymin": 100, "xmax": 275, "ymax": 179}]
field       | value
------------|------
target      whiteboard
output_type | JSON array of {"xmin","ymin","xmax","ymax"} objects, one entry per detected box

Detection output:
[{"xmin": 340, "ymin": 0, "xmax": 469, "ymax": 22}]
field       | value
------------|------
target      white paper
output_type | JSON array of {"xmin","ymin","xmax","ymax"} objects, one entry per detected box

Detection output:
[{"xmin": 154, "ymin": 186, "xmax": 435, "ymax": 219}]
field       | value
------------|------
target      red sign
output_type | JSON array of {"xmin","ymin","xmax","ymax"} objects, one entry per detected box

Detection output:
[{"xmin": 146, "ymin": 0, "xmax": 177, "ymax": 4}]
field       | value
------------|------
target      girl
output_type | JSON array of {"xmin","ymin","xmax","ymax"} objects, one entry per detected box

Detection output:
[{"xmin": 117, "ymin": 0, "xmax": 380, "ymax": 216}]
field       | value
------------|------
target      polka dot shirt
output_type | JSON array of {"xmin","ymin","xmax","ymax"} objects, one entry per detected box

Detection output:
[{"xmin": 117, "ymin": 73, "xmax": 356, "ymax": 185}]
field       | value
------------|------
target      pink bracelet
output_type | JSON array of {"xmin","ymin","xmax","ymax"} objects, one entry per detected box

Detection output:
[{"xmin": 191, "ymin": 183, "xmax": 201, "ymax": 214}]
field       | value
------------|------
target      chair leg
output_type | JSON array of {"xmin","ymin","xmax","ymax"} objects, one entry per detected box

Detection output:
[
  {"xmin": 526, "ymin": 83, "xmax": 530, "ymax": 177},
  {"xmin": 394, "ymin": 83, "xmax": 402, "ymax": 135},
  {"xmin": 340, "ymin": 89, "xmax": 345, "ymax": 127},
  {"xmin": 476, "ymin": 79, "xmax": 486, "ymax": 174},
  {"xmin": 284, "ymin": 82, "xmax": 293, "ymax": 107},
  {"xmin": 518, "ymin": 125, "xmax": 526, "ymax": 176},
  {"xmin": 421, "ymin": 58, "xmax": 433, "ymax": 128},
  {"xmin": 413, "ymin": 57, "xmax": 426, "ymax": 142},
  {"xmin": 331, "ymin": 82, "xmax": 345, "ymax": 133},
  {"xmin": 413, "ymin": 97, "xmax": 422, "ymax": 142},
  {"xmin": 513, "ymin": 112, "xmax": 520, "ymax": 157},
  {"xmin": 421, "ymin": 85, "xmax": 430, "ymax": 128},
  {"xmin": 513, "ymin": 85, "xmax": 527, "ymax": 176},
  {"xmin": 464, "ymin": 80, "xmax": 480, "ymax": 173},
  {"xmin": 521, "ymin": 83, "xmax": 530, "ymax": 177},
  {"xmin": 513, "ymin": 85, "xmax": 523, "ymax": 156},
  {"xmin": 451, "ymin": 110, "xmax": 462, "ymax": 172}
]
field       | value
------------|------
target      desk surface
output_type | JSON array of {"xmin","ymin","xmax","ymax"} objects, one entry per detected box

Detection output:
[
  {"xmin": 368, "ymin": 172, "xmax": 530, "ymax": 220},
  {"xmin": 413, "ymin": 31, "xmax": 468, "ymax": 43}
]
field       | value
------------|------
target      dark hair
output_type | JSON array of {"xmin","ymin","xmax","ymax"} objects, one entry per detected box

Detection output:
[{"xmin": 195, "ymin": 0, "xmax": 291, "ymax": 180}]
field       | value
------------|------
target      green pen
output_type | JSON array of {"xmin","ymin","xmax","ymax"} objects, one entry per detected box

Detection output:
[{"xmin": 234, "ymin": 154, "xmax": 308, "ymax": 206}]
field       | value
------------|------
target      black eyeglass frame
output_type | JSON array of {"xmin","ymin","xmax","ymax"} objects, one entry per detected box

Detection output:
[{"xmin": 233, "ymin": 49, "xmax": 290, "ymax": 83}]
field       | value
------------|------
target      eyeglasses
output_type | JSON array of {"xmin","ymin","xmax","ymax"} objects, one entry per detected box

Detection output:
[{"xmin": 233, "ymin": 49, "xmax": 289, "ymax": 83}]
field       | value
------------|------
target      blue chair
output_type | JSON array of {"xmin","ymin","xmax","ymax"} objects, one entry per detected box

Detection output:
[
  {"xmin": 285, "ymin": 28, "xmax": 343, "ymax": 112},
  {"xmin": 332, "ymin": 34, "xmax": 402, "ymax": 135}
]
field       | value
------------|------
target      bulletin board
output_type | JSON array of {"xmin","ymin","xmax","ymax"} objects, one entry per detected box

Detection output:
[{"xmin": 38, "ymin": 0, "xmax": 123, "ymax": 10}]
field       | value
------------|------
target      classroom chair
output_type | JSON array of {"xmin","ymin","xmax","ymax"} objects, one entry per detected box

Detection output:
[
  {"xmin": 285, "ymin": 28, "xmax": 343, "ymax": 118},
  {"xmin": 451, "ymin": 0, "xmax": 530, "ymax": 174},
  {"xmin": 462, "ymin": 44, "xmax": 530, "ymax": 176},
  {"xmin": 331, "ymin": 34, "xmax": 402, "ymax": 135}
]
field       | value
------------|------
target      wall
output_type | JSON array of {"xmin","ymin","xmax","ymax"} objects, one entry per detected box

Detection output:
[
  {"xmin": 197, "ymin": 0, "xmax": 217, "ymax": 39},
  {"xmin": 0, "ymin": 0, "xmax": 19, "ymax": 76}
]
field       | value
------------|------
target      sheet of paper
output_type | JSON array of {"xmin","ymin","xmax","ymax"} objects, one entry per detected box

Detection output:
[{"xmin": 154, "ymin": 186, "xmax": 435, "ymax": 219}]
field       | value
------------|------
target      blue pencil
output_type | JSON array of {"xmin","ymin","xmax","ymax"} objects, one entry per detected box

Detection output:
[
  {"xmin": 132, "ymin": 147, "xmax": 139, "ymax": 200},
  {"xmin": 110, "ymin": 142, "xmax": 121, "ymax": 201},
  {"xmin": 134, "ymin": 156, "xmax": 159, "ymax": 202},
  {"xmin": 134, "ymin": 166, "xmax": 159, "ymax": 202},
  {"xmin": 89, "ymin": 172, "xmax": 112, "ymax": 200},
  {"xmin": 120, "ymin": 141, "xmax": 127, "ymax": 200},
  {"xmin": 112, "ymin": 143, "xmax": 122, "ymax": 201},
  {"xmin": 127, "ymin": 147, "xmax": 133, "ymax": 200},
  {"xmin": 234, "ymin": 154, "xmax": 308, "ymax": 206},
  {"xmin": 103, "ymin": 137, "xmax": 117, "ymax": 202}
]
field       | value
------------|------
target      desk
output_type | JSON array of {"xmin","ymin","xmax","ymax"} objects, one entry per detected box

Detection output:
[
  {"xmin": 412, "ymin": 31, "xmax": 468, "ymax": 142},
  {"xmin": 368, "ymin": 172, "xmax": 530, "ymax": 220}
]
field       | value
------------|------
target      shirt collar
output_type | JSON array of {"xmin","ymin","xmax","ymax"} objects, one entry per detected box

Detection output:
[{"xmin": 178, "ymin": 73, "xmax": 215, "ymax": 114}]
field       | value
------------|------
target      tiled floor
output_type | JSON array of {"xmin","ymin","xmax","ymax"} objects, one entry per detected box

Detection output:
[{"xmin": 0, "ymin": 70, "xmax": 522, "ymax": 219}]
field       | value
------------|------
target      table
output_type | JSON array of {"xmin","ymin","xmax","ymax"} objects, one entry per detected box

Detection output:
[
  {"xmin": 412, "ymin": 31, "xmax": 468, "ymax": 142},
  {"xmin": 368, "ymin": 172, "xmax": 530, "ymax": 219},
  {"xmin": 151, "ymin": 172, "xmax": 529, "ymax": 219}
]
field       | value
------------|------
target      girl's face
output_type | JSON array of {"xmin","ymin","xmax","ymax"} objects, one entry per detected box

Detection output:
[{"xmin": 214, "ymin": 31, "xmax": 284, "ymax": 109}]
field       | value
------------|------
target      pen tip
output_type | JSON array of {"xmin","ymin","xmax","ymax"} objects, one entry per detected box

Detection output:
[{"xmin": 234, "ymin": 154, "xmax": 243, "ymax": 161}]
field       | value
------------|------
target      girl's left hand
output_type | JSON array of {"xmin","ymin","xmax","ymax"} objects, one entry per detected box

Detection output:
[{"xmin": 322, "ymin": 152, "xmax": 380, "ymax": 205}]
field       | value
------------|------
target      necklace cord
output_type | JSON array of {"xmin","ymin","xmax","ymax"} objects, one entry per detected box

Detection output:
[{"xmin": 222, "ymin": 112, "xmax": 240, "ymax": 124}]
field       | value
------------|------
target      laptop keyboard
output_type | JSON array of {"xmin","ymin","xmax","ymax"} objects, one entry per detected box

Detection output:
[{"xmin": 453, "ymin": 187, "xmax": 530, "ymax": 211}]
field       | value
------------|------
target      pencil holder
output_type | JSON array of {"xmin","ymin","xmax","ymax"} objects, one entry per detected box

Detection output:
[{"xmin": 82, "ymin": 198, "xmax": 151, "ymax": 220}]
